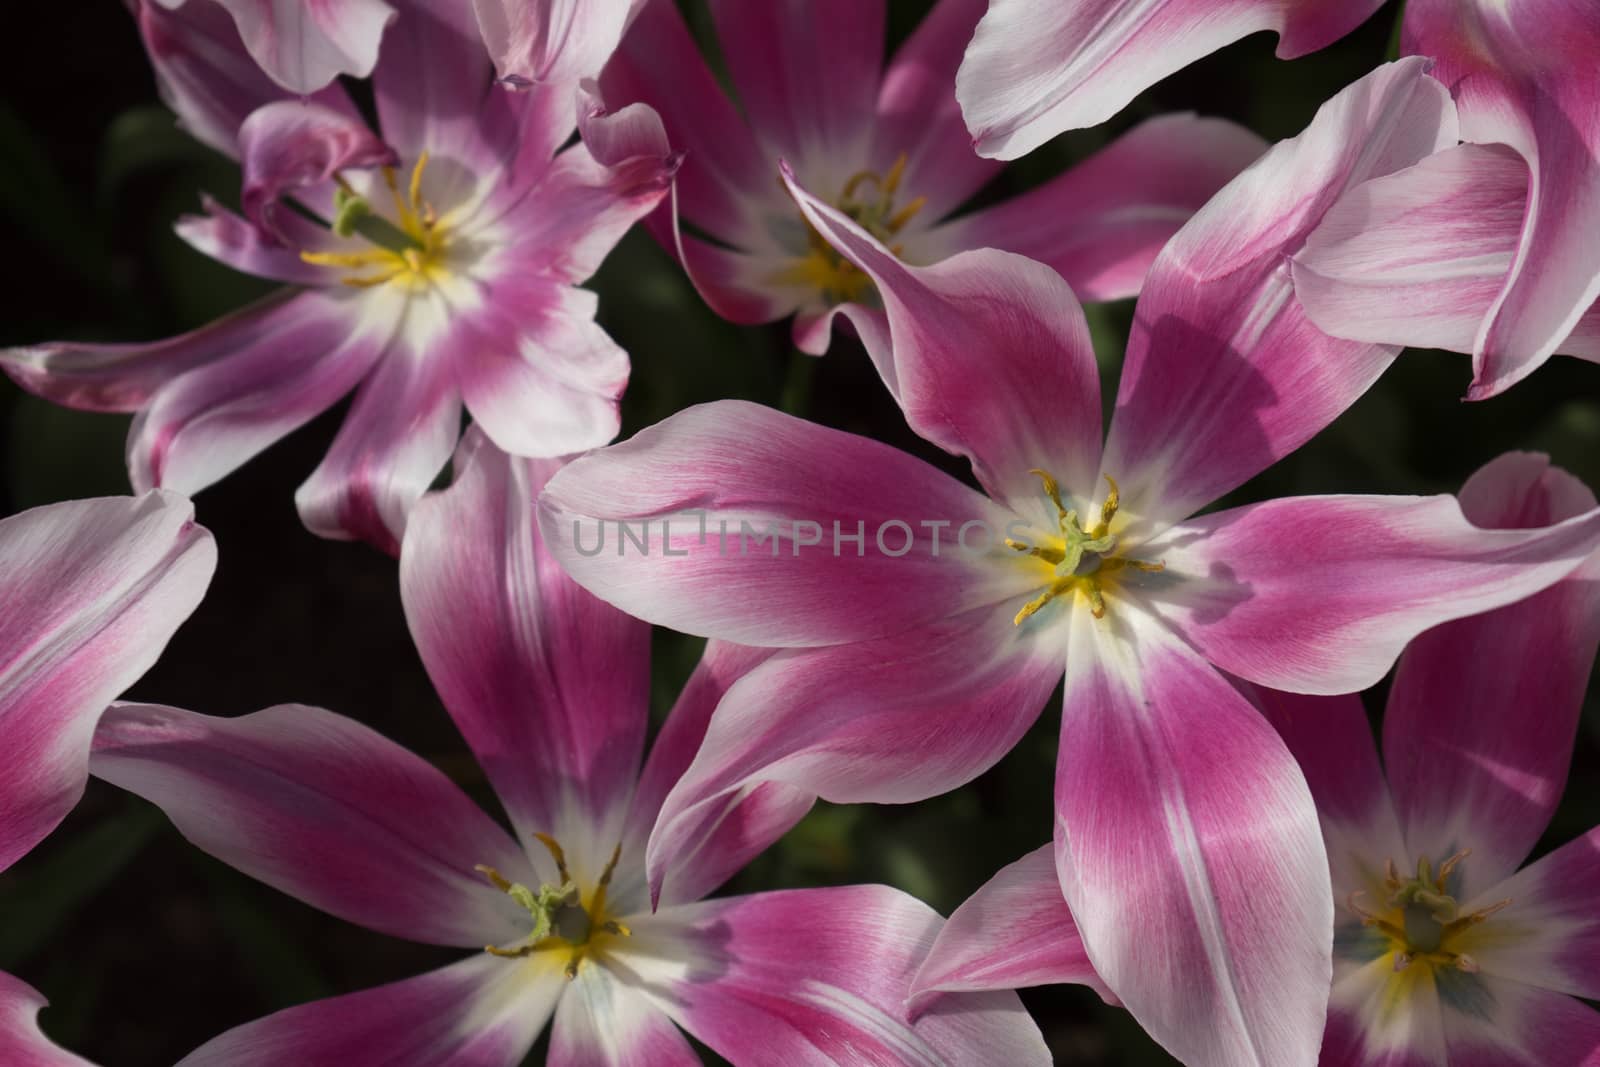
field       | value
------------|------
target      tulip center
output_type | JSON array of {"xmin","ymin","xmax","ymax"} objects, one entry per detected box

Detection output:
[
  {"xmin": 786, "ymin": 153, "xmax": 926, "ymax": 304},
  {"xmin": 476, "ymin": 834, "xmax": 631, "ymax": 979},
  {"xmin": 1346, "ymin": 851, "xmax": 1510, "ymax": 977},
  {"xmin": 1008, "ymin": 470, "xmax": 1164, "ymax": 624},
  {"xmin": 300, "ymin": 153, "xmax": 451, "ymax": 290}
]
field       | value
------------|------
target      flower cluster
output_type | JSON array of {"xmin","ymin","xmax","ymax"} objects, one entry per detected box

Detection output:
[{"xmin": 2, "ymin": 1, "xmax": 1597, "ymax": 1065}]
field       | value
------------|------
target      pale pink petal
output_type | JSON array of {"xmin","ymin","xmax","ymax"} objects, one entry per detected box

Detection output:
[
  {"xmin": 294, "ymin": 327, "xmax": 462, "ymax": 554},
  {"xmin": 176, "ymin": 954, "xmax": 560, "ymax": 1067},
  {"xmin": 623, "ymin": 886, "xmax": 1050, "ymax": 1066},
  {"xmin": 173, "ymin": 195, "xmax": 340, "ymax": 286},
  {"xmin": 1293, "ymin": 142, "xmax": 1533, "ymax": 355},
  {"xmin": 1100, "ymin": 59, "xmax": 1457, "ymax": 527},
  {"xmin": 671, "ymin": 230, "xmax": 805, "ymax": 327},
  {"xmin": 0, "ymin": 493, "xmax": 213, "ymax": 875},
  {"xmin": 1442, "ymin": 976, "xmax": 1600, "ymax": 1067},
  {"xmin": 1320, "ymin": 978, "xmax": 1445, "ymax": 1067},
  {"xmin": 1565, "ymin": 302, "xmax": 1600, "ymax": 362},
  {"xmin": 128, "ymin": 290, "xmax": 389, "ymax": 496},
  {"xmin": 548, "ymin": 965, "xmax": 698, "ymax": 1067},
  {"xmin": 1144, "ymin": 491, "xmax": 1600, "ymax": 695},
  {"xmin": 179, "ymin": 0, "xmax": 397, "ymax": 94},
  {"xmin": 400, "ymin": 429, "xmax": 650, "ymax": 877},
  {"xmin": 371, "ymin": 0, "xmax": 499, "ymax": 164},
  {"xmin": 874, "ymin": 0, "xmax": 999, "ymax": 220},
  {"xmin": 957, "ymin": 0, "xmax": 1389, "ymax": 159},
  {"xmin": 237, "ymin": 99, "xmax": 394, "ymax": 238},
  {"xmin": 783, "ymin": 168, "xmax": 1104, "ymax": 512},
  {"xmin": 913, "ymin": 112, "xmax": 1267, "ymax": 301},
  {"xmin": 90, "ymin": 701, "xmax": 535, "ymax": 948},
  {"xmin": 1055, "ymin": 617, "xmax": 1331, "ymax": 1067},
  {"xmin": 1465, "ymin": 828, "xmax": 1600, "ymax": 1002},
  {"xmin": 474, "ymin": 0, "xmax": 644, "ymax": 88},
  {"xmin": 910, "ymin": 845, "xmax": 1113, "ymax": 1006},
  {"xmin": 708, "ymin": 0, "xmax": 883, "ymax": 167},
  {"xmin": 537, "ymin": 400, "xmax": 1015, "ymax": 647},
  {"xmin": 453, "ymin": 283, "xmax": 626, "ymax": 458},
  {"xmin": 136, "ymin": 0, "xmax": 359, "ymax": 158},
  {"xmin": 0, "ymin": 972, "xmax": 93, "ymax": 1067},
  {"xmin": 1405, "ymin": 0, "xmax": 1600, "ymax": 398},
  {"xmin": 645, "ymin": 602, "xmax": 1062, "ymax": 906},
  {"xmin": 1383, "ymin": 453, "xmax": 1600, "ymax": 896}
]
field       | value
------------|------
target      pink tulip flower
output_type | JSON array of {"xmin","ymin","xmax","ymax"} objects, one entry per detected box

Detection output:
[
  {"xmin": 2, "ymin": 0, "xmax": 676, "ymax": 553},
  {"xmin": 150, "ymin": 0, "xmax": 397, "ymax": 94},
  {"xmin": 599, "ymin": 0, "xmax": 1267, "ymax": 369},
  {"xmin": 537, "ymin": 62, "xmax": 1600, "ymax": 1067},
  {"xmin": 87, "ymin": 430, "xmax": 1050, "ymax": 1066}
]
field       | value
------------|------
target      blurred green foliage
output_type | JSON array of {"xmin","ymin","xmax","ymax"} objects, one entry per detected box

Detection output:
[{"xmin": 2, "ymin": 1, "xmax": 1597, "ymax": 1064}]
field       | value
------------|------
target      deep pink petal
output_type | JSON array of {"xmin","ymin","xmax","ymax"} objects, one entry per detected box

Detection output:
[
  {"xmin": 294, "ymin": 326, "xmax": 461, "ymax": 554},
  {"xmin": 537, "ymin": 400, "xmax": 1015, "ymax": 647},
  {"xmin": 914, "ymin": 112, "xmax": 1267, "ymax": 301},
  {"xmin": 136, "ymin": 0, "xmax": 358, "ymax": 158},
  {"xmin": 237, "ymin": 99, "xmax": 394, "ymax": 238},
  {"xmin": 874, "ymin": 0, "xmax": 999, "ymax": 220},
  {"xmin": 708, "ymin": 0, "xmax": 884, "ymax": 167},
  {"xmin": 1383, "ymin": 453, "xmax": 1600, "ymax": 896},
  {"xmin": 1405, "ymin": 0, "xmax": 1600, "ymax": 398},
  {"xmin": 400, "ymin": 429, "xmax": 650, "ymax": 879},
  {"xmin": 1468, "ymin": 828, "xmax": 1600, "ymax": 1002},
  {"xmin": 548, "ymin": 966, "xmax": 697, "ymax": 1067},
  {"xmin": 1055, "ymin": 617, "xmax": 1331, "ymax": 1067},
  {"xmin": 175, "ymin": 954, "xmax": 559, "ymax": 1067},
  {"xmin": 174, "ymin": 0, "xmax": 397, "ymax": 94},
  {"xmin": 0, "ymin": 493, "xmax": 213, "ymax": 875},
  {"xmin": 1100, "ymin": 59, "xmax": 1457, "ymax": 526},
  {"xmin": 173, "ymin": 194, "xmax": 341, "ymax": 286},
  {"xmin": 910, "ymin": 845, "xmax": 1113, "ymax": 1006},
  {"xmin": 472, "ymin": 0, "xmax": 643, "ymax": 88},
  {"xmin": 956, "ymin": 0, "xmax": 1388, "ymax": 159},
  {"xmin": 645, "ymin": 602, "xmax": 1062, "ymax": 906},
  {"xmin": 625, "ymin": 886, "xmax": 1050, "ymax": 1066},
  {"xmin": 1143, "ymin": 491, "xmax": 1600, "ymax": 695},
  {"xmin": 91, "ymin": 701, "xmax": 535, "ymax": 947},
  {"xmin": 453, "ymin": 283, "xmax": 626, "ymax": 458},
  {"xmin": 783, "ymin": 169, "xmax": 1104, "ymax": 512},
  {"xmin": 0, "ymin": 972, "xmax": 93, "ymax": 1067}
]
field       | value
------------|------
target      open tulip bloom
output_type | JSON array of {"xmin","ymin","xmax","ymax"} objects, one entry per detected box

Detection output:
[
  {"xmin": 958, "ymin": 0, "xmax": 1600, "ymax": 399},
  {"xmin": 599, "ymin": 0, "xmax": 1266, "ymax": 365},
  {"xmin": 908, "ymin": 451, "xmax": 1600, "ymax": 1065},
  {"xmin": 538, "ymin": 61, "xmax": 1600, "ymax": 1066},
  {"xmin": 85, "ymin": 430, "xmax": 1049, "ymax": 1066},
  {"xmin": 1, "ymin": 0, "xmax": 676, "ymax": 553}
]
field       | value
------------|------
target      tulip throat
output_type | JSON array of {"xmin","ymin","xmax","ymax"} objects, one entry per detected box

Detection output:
[
  {"xmin": 785, "ymin": 153, "xmax": 926, "ymax": 304},
  {"xmin": 477, "ymin": 834, "xmax": 631, "ymax": 979},
  {"xmin": 1348, "ymin": 852, "xmax": 1511, "ymax": 977},
  {"xmin": 1010, "ymin": 470, "xmax": 1164, "ymax": 624},
  {"xmin": 300, "ymin": 153, "xmax": 451, "ymax": 290}
]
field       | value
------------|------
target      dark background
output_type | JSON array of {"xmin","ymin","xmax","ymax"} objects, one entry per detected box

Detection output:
[{"xmin": 3, "ymin": 1, "xmax": 1597, "ymax": 1063}]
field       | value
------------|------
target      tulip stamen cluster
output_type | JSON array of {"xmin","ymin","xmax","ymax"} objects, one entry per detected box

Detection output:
[
  {"xmin": 300, "ymin": 153, "xmax": 450, "ymax": 291},
  {"xmin": 784, "ymin": 153, "xmax": 926, "ymax": 305},
  {"xmin": 1009, "ymin": 470, "xmax": 1164, "ymax": 624},
  {"xmin": 475, "ymin": 835, "xmax": 631, "ymax": 979},
  {"xmin": 1346, "ymin": 851, "xmax": 1512, "ymax": 977}
]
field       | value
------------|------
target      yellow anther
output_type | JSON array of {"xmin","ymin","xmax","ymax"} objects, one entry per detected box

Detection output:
[
  {"xmin": 1435, "ymin": 849, "xmax": 1470, "ymax": 888},
  {"xmin": 882, "ymin": 153, "xmax": 907, "ymax": 195},
  {"xmin": 1028, "ymin": 468, "xmax": 1067, "ymax": 518},
  {"xmin": 1086, "ymin": 584, "xmax": 1106, "ymax": 619},
  {"xmin": 601, "ymin": 919, "xmax": 631, "ymax": 937},
  {"xmin": 1013, "ymin": 579, "xmax": 1070, "ymax": 626},
  {"xmin": 1006, "ymin": 538, "xmax": 1066, "ymax": 565},
  {"xmin": 403, "ymin": 248, "xmax": 426, "ymax": 273},
  {"xmin": 341, "ymin": 268, "xmax": 405, "ymax": 288},
  {"xmin": 1098, "ymin": 475, "xmax": 1121, "ymax": 530},
  {"xmin": 484, "ymin": 942, "xmax": 539, "ymax": 959},
  {"xmin": 884, "ymin": 195, "xmax": 927, "ymax": 234},
  {"xmin": 475, "ymin": 864, "xmax": 514, "ymax": 892},
  {"xmin": 408, "ymin": 151, "xmax": 430, "ymax": 217},
  {"xmin": 1126, "ymin": 559, "xmax": 1166, "ymax": 574},
  {"xmin": 534, "ymin": 833, "xmax": 572, "ymax": 883},
  {"xmin": 300, "ymin": 249, "xmax": 396, "ymax": 269}
]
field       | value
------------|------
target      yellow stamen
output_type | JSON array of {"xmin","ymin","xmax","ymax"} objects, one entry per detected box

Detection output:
[
  {"xmin": 884, "ymin": 195, "xmax": 926, "ymax": 234},
  {"xmin": 533, "ymin": 832, "xmax": 572, "ymax": 883},
  {"xmin": 299, "ymin": 248, "xmax": 398, "ymax": 270},
  {"xmin": 408, "ymin": 151, "xmax": 430, "ymax": 218}
]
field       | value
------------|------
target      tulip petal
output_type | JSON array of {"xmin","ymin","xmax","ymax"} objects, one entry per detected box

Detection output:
[
  {"xmin": 1100, "ymin": 59, "xmax": 1457, "ymax": 527},
  {"xmin": 472, "ymin": 0, "xmax": 643, "ymax": 88},
  {"xmin": 548, "ymin": 965, "xmax": 697, "ymax": 1067},
  {"xmin": 1143, "ymin": 491, "xmax": 1600, "ymax": 695},
  {"xmin": 90, "ymin": 702, "xmax": 535, "ymax": 948},
  {"xmin": 173, "ymin": 195, "xmax": 341, "ymax": 286},
  {"xmin": 186, "ymin": 0, "xmax": 397, "ymax": 95},
  {"xmin": 1441, "ymin": 977, "xmax": 1600, "ymax": 1066},
  {"xmin": 237, "ymin": 99, "xmax": 395, "ymax": 237},
  {"xmin": 537, "ymin": 400, "xmax": 1015, "ymax": 647},
  {"xmin": 956, "ymin": 0, "xmax": 1388, "ymax": 159},
  {"xmin": 176, "ymin": 954, "xmax": 560, "ymax": 1067},
  {"xmin": 295, "ymin": 319, "xmax": 461, "ymax": 554},
  {"xmin": 0, "ymin": 972, "xmax": 93, "ymax": 1067},
  {"xmin": 619, "ymin": 886, "xmax": 1050, "ymax": 1066},
  {"xmin": 910, "ymin": 845, "xmax": 1113, "ymax": 1006},
  {"xmin": 1405, "ymin": 0, "xmax": 1600, "ymax": 398},
  {"xmin": 371, "ymin": 0, "xmax": 499, "ymax": 164},
  {"xmin": 401, "ymin": 429, "xmax": 650, "ymax": 880},
  {"xmin": 912, "ymin": 113, "xmax": 1267, "ymax": 302},
  {"xmin": 1054, "ymin": 616, "xmax": 1331, "ymax": 1067},
  {"xmin": 783, "ymin": 170, "xmax": 1104, "ymax": 512},
  {"xmin": 1383, "ymin": 453, "xmax": 1600, "ymax": 897},
  {"xmin": 0, "ymin": 492, "xmax": 214, "ymax": 874},
  {"xmin": 645, "ymin": 601, "xmax": 1062, "ymax": 906}
]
